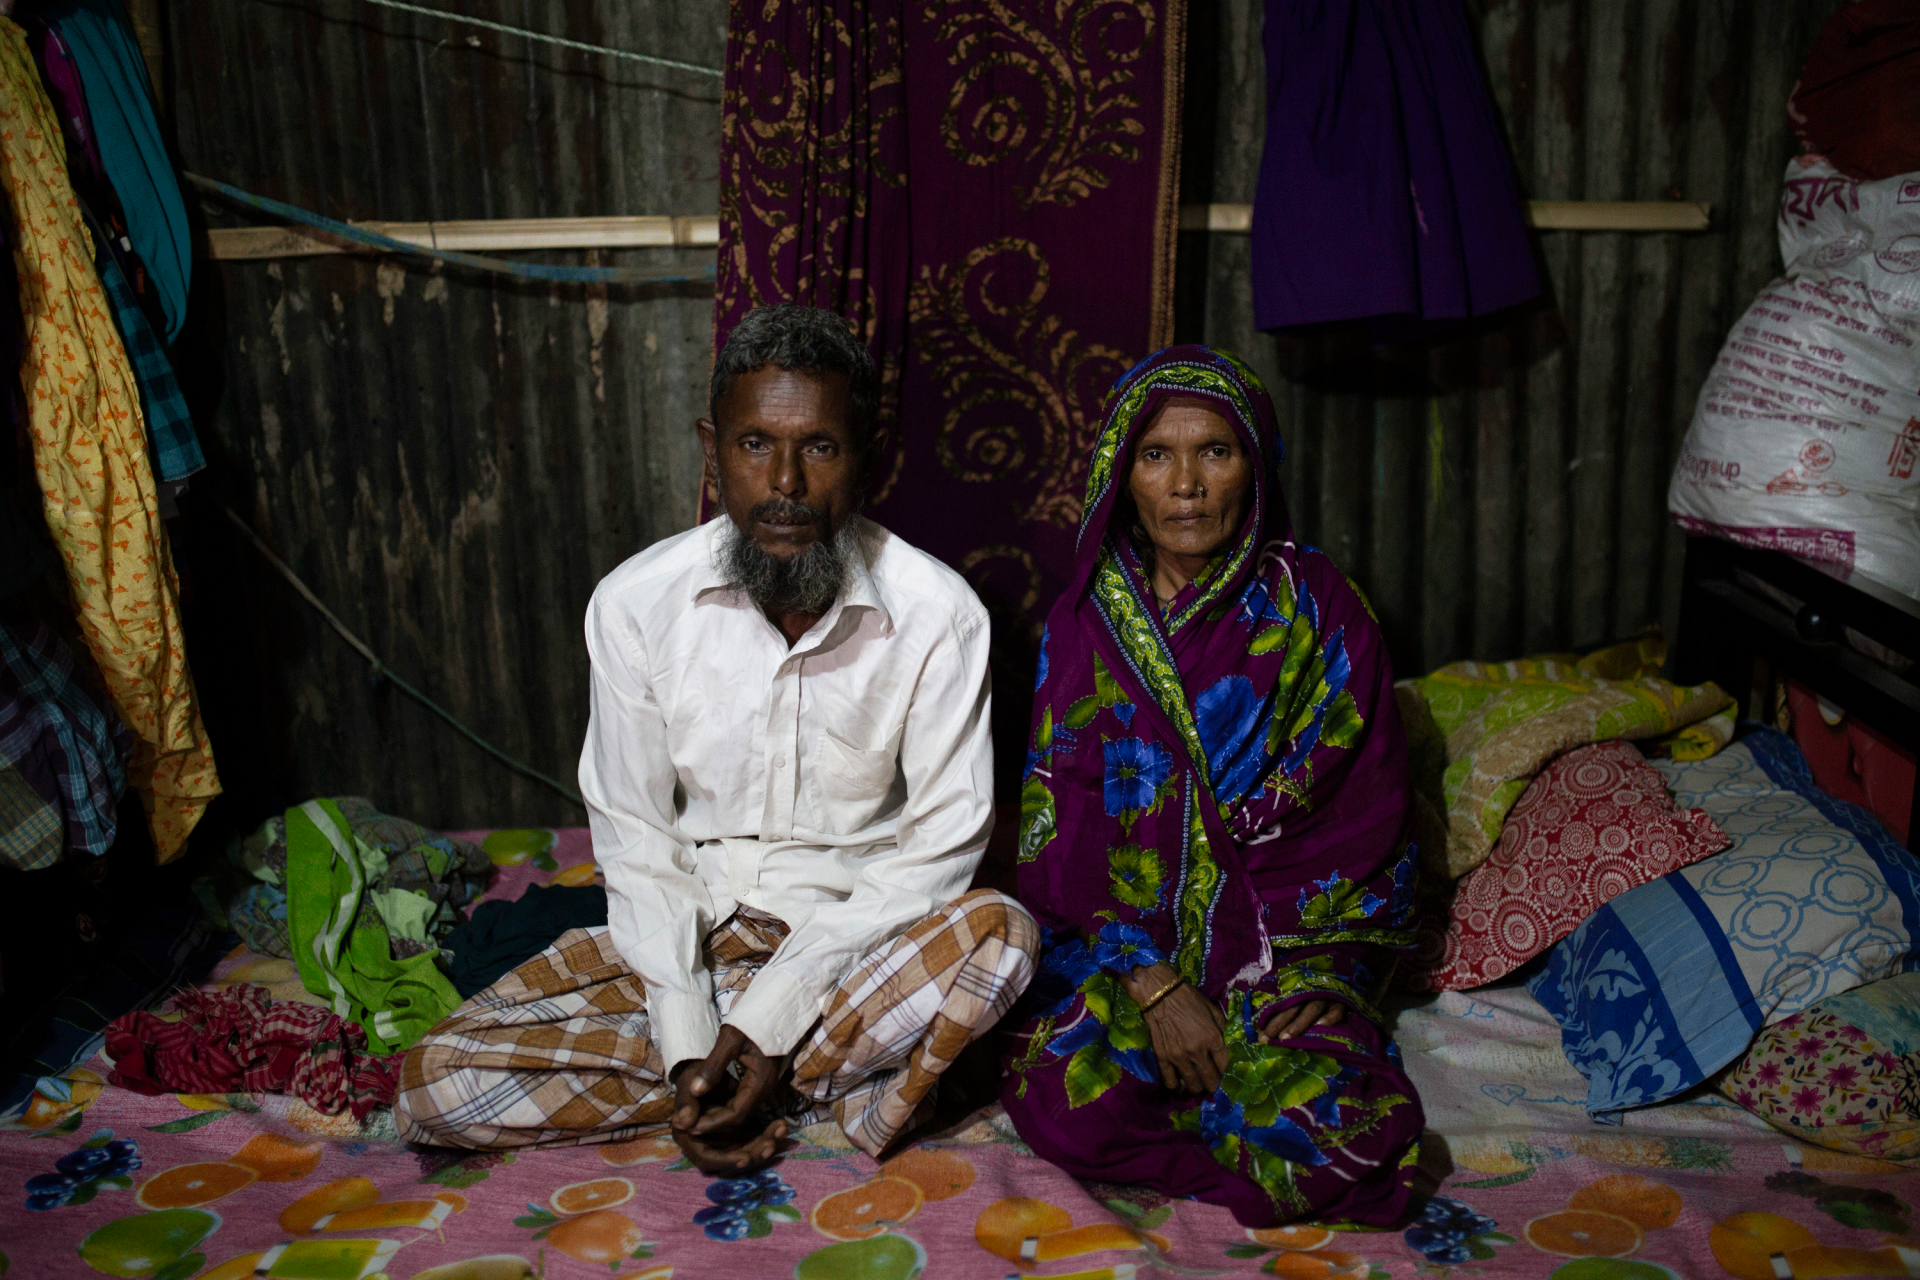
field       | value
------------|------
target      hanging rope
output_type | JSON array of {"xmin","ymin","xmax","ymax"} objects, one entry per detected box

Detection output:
[
  {"xmin": 186, "ymin": 172, "xmax": 717, "ymax": 288},
  {"xmin": 222, "ymin": 505, "xmax": 587, "ymax": 809},
  {"xmin": 356, "ymin": 0, "xmax": 723, "ymax": 78}
]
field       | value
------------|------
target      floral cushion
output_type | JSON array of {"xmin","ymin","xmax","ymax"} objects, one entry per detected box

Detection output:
[
  {"xmin": 1717, "ymin": 972, "xmax": 1920, "ymax": 1160},
  {"xmin": 1529, "ymin": 729, "xmax": 1920, "ymax": 1121},
  {"xmin": 1404, "ymin": 742, "xmax": 1729, "ymax": 992}
]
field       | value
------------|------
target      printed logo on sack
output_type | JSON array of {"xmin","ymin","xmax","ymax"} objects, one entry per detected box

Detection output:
[
  {"xmin": 1900, "ymin": 179, "xmax": 1920, "ymax": 205},
  {"xmin": 1677, "ymin": 448, "xmax": 1740, "ymax": 489},
  {"xmin": 1874, "ymin": 234, "xmax": 1920, "ymax": 274},
  {"xmin": 1891, "ymin": 418, "xmax": 1920, "ymax": 480},
  {"xmin": 1767, "ymin": 468, "xmax": 1848, "ymax": 496},
  {"xmin": 1798, "ymin": 440, "xmax": 1836, "ymax": 472},
  {"xmin": 1813, "ymin": 237, "xmax": 1869, "ymax": 268}
]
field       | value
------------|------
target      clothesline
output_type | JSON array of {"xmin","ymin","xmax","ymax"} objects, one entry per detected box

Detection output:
[
  {"xmin": 352, "ymin": 0, "xmax": 722, "ymax": 79},
  {"xmin": 220, "ymin": 506, "xmax": 587, "ymax": 809}
]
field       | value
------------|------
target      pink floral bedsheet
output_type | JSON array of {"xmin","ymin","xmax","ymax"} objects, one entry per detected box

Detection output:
[{"xmin": 3, "ymin": 828, "xmax": 1914, "ymax": 1280}]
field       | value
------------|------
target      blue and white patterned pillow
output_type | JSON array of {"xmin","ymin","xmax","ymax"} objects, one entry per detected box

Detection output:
[{"xmin": 1529, "ymin": 728, "xmax": 1920, "ymax": 1121}]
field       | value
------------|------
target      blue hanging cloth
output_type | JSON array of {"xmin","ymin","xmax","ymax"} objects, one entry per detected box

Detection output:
[{"xmin": 45, "ymin": 0, "xmax": 190, "ymax": 343}]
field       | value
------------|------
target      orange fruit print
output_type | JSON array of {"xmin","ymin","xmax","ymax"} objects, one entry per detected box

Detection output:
[
  {"xmin": 601, "ymin": 1132, "xmax": 683, "ymax": 1166},
  {"xmin": 196, "ymin": 1255, "xmax": 269, "ymax": 1280},
  {"xmin": 811, "ymin": 1177, "xmax": 926, "ymax": 1240},
  {"xmin": 227, "ymin": 1132, "xmax": 324, "ymax": 1182},
  {"xmin": 551, "ymin": 1177, "xmax": 637, "ymax": 1215},
  {"xmin": 278, "ymin": 1175, "xmax": 381, "ymax": 1233},
  {"xmin": 135, "ymin": 1161, "xmax": 257, "ymax": 1209},
  {"xmin": 976, "ymin": 1197, "xmax": 1074, "ymax": 1258},
  {"xmin": 974, "ymin": 1197, "xmax": 1163, "ymax": 1263},
  {"xmin": 1247, "ymin": 1224, "xmax": 1336, "ymax": 1250},
  {"xmin": 1524, "ymin": 1208, "xmax": 1645, "ymax": 1258},
  {"xmin": 1711, "ymin": 1213, "xmax": 1803, "ymax": 1280},
  {"xmin": 547, "ymin": 1209, "xmax": 647, "ymax": 1264},
  {"xmin": 1264, "ymin": 1250, "xmax": 1369, "ymax": 1280},
  {"xmin": 1569, "ymin": 1174, "xmax": 1684, "ymax": 1230},
  {"xmin": 551, "ymin": 861, "xmax": 602, "ymax": 886},
  {"xmin": 878, "ymin": 1147, "xmax": 976, "ymax": 1201}
]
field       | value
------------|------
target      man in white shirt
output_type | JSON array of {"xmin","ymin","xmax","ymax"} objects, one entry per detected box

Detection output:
[{"xmin": 396, "ymin": 305, "xmax": 1037, "ymax": 1170}]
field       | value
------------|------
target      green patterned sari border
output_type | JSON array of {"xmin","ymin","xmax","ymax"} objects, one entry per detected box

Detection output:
[
  {"xmin": 1093, "ymin": 546, "xmax": 1210, "ymax": 791},
  {"xmin": 1268, "ymin": 928, "xmax": 1419, "ymax": 951}
]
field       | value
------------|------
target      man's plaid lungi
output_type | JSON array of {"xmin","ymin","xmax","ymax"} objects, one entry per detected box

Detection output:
[{"xmin": 394, "ymin": 889, "xmax": 1036, "ymax": 1156}]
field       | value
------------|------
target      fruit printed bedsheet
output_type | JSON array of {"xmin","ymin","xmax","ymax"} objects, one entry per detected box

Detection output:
[{"xmin": 3, "ymin": 827, "xmax": 1913, "ymax": 1280}]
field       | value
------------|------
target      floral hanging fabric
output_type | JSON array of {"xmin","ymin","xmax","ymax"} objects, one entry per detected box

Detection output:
[{"xmin": 712, "ymin": 0, "xmax": 1186, "ymax": 647}]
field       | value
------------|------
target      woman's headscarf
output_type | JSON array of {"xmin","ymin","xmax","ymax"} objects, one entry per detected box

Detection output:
[{"xmin": 1020, "ymin": 345, "xmax": 1416, "ymax": 1010}]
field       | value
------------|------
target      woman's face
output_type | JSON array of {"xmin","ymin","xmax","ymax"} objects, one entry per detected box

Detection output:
[{"xmin": 1125, "ymin": 397, "xmax": 1253, "ymax": 569}]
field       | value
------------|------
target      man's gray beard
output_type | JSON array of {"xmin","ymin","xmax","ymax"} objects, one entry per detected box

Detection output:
[{"xmin": 719, "ymin": 508, "xmax": 852, "ymax": 616}]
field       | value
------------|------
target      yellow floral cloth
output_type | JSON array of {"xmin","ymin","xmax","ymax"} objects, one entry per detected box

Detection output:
[
  {"xmin": 1396, "ymin": 633, "xmax": 1731, "ymax": 879},
  {"xmin": 0, "ymin": 20, "xmax": 216, "ymax": 858}
]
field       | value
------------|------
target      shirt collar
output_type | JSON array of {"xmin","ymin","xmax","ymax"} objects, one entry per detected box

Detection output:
[{"xmin": 691, "ymin": 515, "xmax": 893, "ymax": 637}]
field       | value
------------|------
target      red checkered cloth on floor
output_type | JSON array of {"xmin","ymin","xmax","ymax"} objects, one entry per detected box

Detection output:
[{"xmin": 105, "ymin": 984, "xmax": 404, "ymax": 1120}]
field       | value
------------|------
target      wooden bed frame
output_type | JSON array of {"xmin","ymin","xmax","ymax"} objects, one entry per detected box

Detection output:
[{"xmin": 1673, "ymin": 534, "xmax": 1920, "ymax": 852}]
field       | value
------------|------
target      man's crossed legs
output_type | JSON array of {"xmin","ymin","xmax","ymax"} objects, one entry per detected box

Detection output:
[{"xmin": 395, "ymin": 890, "xmax": 1037, "ymax": 1162}]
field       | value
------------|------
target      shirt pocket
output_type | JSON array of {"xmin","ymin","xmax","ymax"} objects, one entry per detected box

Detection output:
[{"xmin": 810, "ymin": 725, "xmax": 903, "ymax": 831}]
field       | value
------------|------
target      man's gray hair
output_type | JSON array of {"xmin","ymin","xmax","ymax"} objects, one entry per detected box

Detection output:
[{"xmin": 709, "ymin": 305, "xmax": 879, "ymax": 452}]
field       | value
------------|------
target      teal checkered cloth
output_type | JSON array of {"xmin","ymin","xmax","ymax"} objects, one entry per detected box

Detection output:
[
  {"xmin": 86, "ymin": 211, "xmax": 203, "ymax": 481},
  {"xmin": 0, "ymin": 760, "xmax": 61, "ymax": 871}
]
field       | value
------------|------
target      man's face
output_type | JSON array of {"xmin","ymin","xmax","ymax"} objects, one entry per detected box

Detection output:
[{"xmin": 699, "ymin": 366, "xmax": 862, "ymax": 558}]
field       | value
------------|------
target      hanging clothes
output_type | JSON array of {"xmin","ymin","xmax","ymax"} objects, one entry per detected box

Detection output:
[
  {"xmin": 21, "ymin": 14, "xmax": 108, "ymax": 207},
  {"xmin": 1249, "ymin": 0, "xmax": 1539, "ymax": 336},
  {"xmin": 40, "ymin": 0, "xmax": 189, "ymax": 342},
  {"xmin": 0, "ymin": 19, "xmax": 218, "ymax": 859},
  {"xmin": 80, "ymin": 205, "xmax": 202, "ymax": 480},
  {"xmin": 0, "ymin": 181, "xmax": 43, "ymax": 600},
  {"xmin": 0, "ymin": 621, "xmax": 133, "ymax": 870},
  {"xmin": 25, "ymin": 15, "xmax": 201, "ymax": 481}
]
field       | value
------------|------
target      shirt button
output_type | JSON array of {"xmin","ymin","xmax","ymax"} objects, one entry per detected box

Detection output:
[{"xmin": 773, "ymin": 756, "xmax": 786, "ymax": 769}]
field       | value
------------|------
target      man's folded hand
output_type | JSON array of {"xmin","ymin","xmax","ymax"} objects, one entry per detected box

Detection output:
[{"xmin": 668, "ymin": 1025, "xmax": 791, "ymax": 1173}]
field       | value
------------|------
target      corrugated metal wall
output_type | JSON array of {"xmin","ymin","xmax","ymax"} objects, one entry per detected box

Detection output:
[
  {"xmin": 165, "ymin": 0, "xmax": 722, "ymax": 831},
  {"xmin": 166, "ymin": 0, "xmax": 1846, "ymax": 831},
  {"xmin": 1193, "ymin": 0, "xmax": 1849, "ymax": 680}
]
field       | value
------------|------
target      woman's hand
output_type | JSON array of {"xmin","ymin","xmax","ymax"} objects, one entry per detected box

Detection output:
[
  {"xmin": 1259, "ymin": 999, "xmax": 1344, "ymax": 1044},
  {"xmin": 1128, "ymin": 964, "xmax": 1230, "ymax": 1094}
]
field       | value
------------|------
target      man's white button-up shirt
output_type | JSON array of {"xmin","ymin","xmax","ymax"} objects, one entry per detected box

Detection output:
[{"xmin": 578, "ymin": 515, "xmax": 994, "ymax": 1069}]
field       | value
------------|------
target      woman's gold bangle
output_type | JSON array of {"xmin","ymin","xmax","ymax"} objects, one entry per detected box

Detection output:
[{"xmin": 1138, "ymin": 975, "xmax": 1184, "ymax": 1013}]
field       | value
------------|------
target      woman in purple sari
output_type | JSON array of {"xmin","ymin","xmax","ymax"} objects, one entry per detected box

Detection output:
[{"xmin": 1002, "ymin": 346, "xmax": 1423, "ymax": 1227}]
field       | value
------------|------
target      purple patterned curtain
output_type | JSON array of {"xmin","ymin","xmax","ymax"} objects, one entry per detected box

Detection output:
[{"xmin": 714, "ymin": 0, "xmax": 1187, "ymax": 656}]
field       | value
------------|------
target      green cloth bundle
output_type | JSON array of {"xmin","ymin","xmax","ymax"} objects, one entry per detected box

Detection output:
[{"xmin": 285, "ymin": 799, "xmax": 462, "ymax": 1055}]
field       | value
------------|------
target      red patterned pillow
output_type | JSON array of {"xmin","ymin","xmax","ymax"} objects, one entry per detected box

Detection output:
[{"xmin": 1403, "ymin": 741, "xmax": 1731, "ymax": 992}]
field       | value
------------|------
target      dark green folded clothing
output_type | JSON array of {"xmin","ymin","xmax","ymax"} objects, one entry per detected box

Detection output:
[{"xmin": 445, "ymin": 883, "xmax": 608, "ymax": 998}]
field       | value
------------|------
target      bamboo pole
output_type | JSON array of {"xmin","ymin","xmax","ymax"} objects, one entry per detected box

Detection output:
[
  {"xmin": 205, "ymin": 214, "xmax": 722, "ymax": 260},
  {"xmin": 1176, "ymin": 201, "xmax": 1711, "ymax": 233},
  {"xmin": 202, "ymin": 200, "xmax": 1708, "ymax": 262}
]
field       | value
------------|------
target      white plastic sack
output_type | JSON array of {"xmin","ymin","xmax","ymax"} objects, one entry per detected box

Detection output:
[{"xmin": 1669, "ymin": 156, "xmax": 1920, "ymax": 597}]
